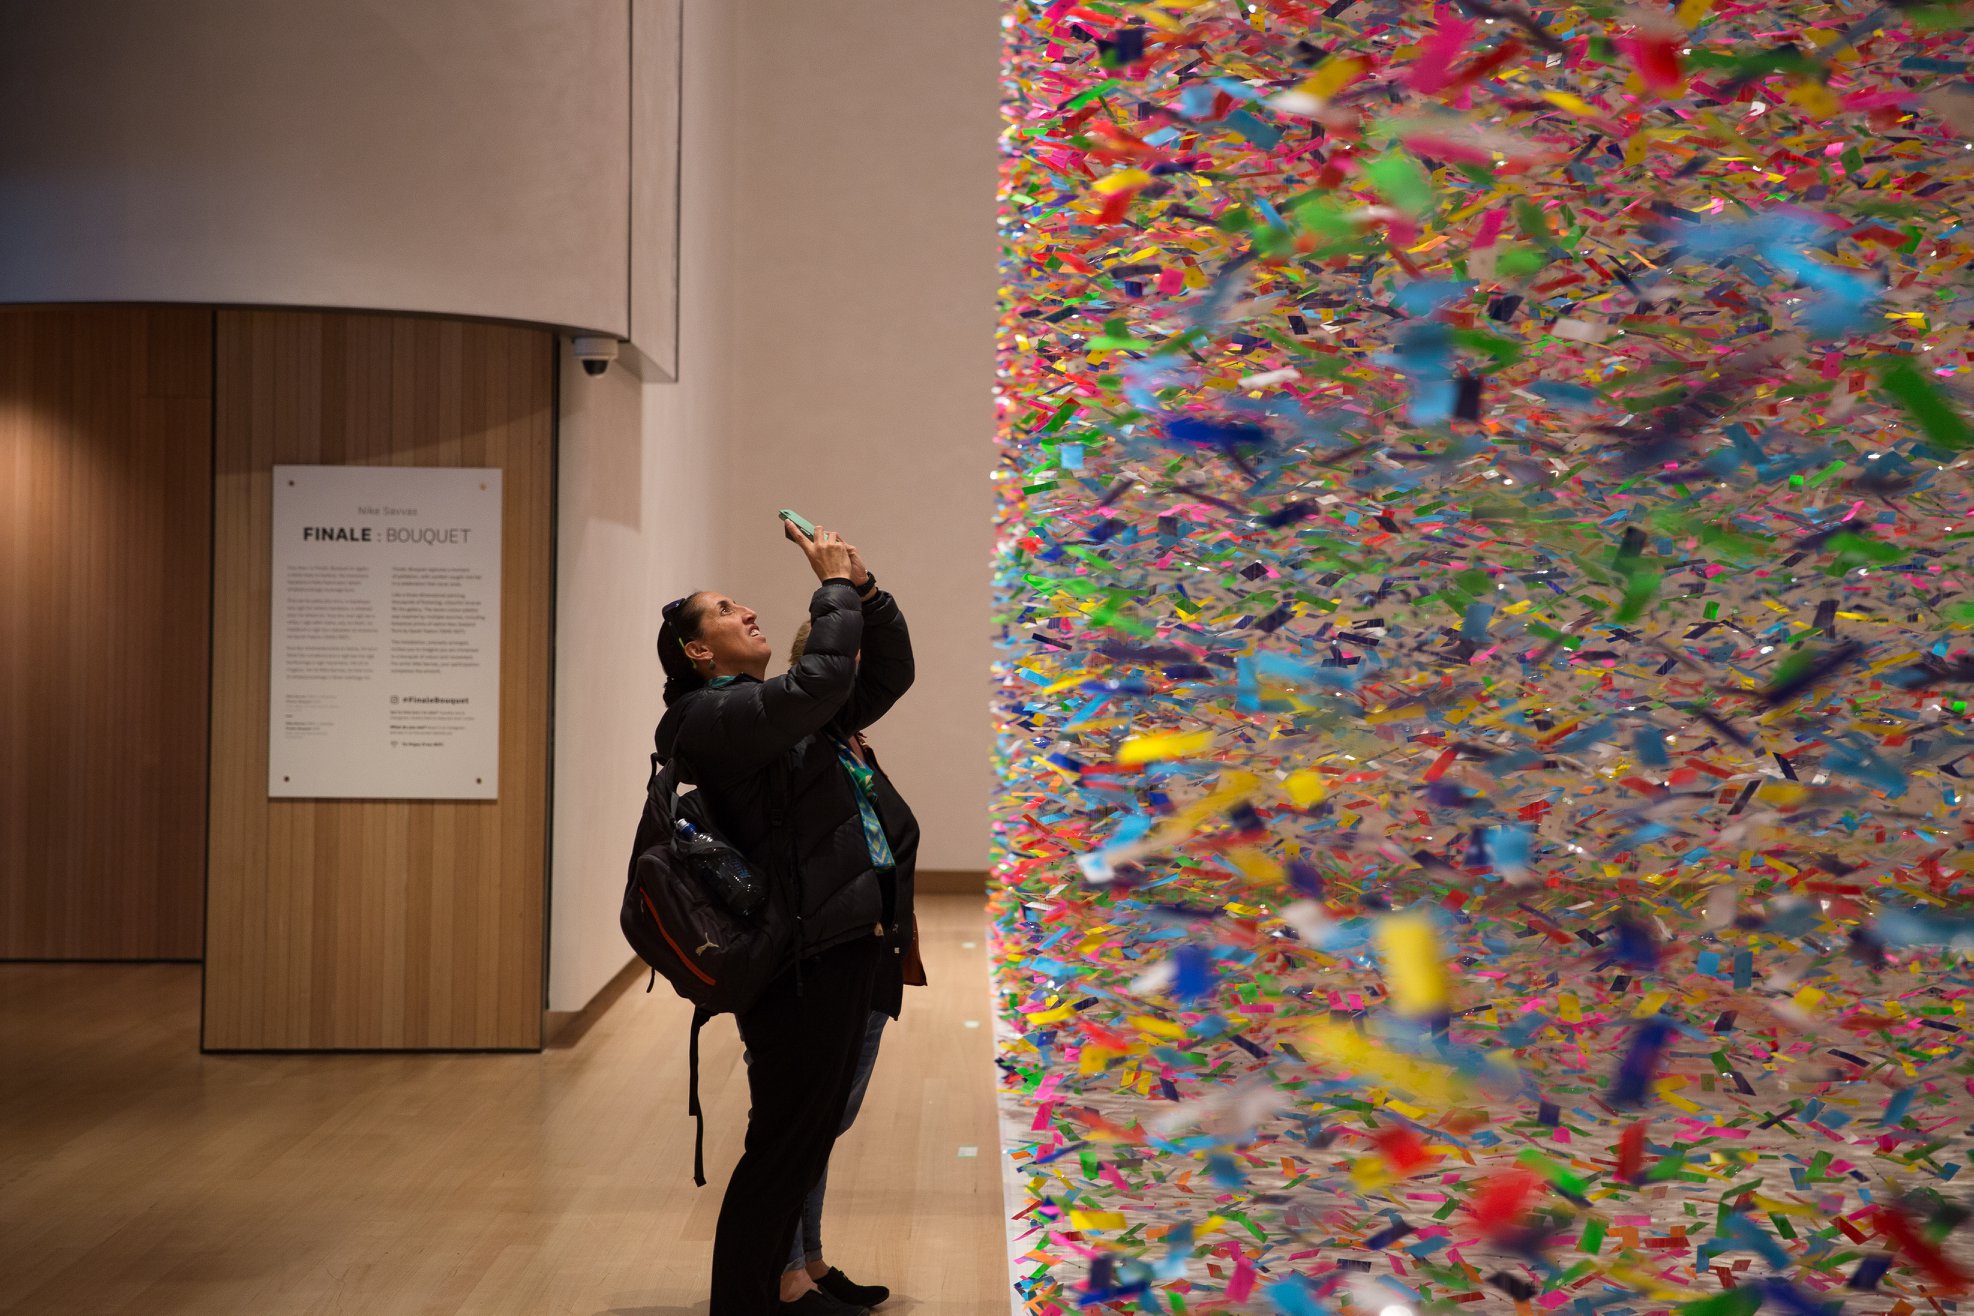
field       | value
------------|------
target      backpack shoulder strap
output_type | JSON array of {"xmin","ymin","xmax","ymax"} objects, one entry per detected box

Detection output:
[
  {"xmin": 688, "ymin": 1005, "xmax": 711, "ymax": 1188},
  {"xmin": 678, "ymin": 756, "xmax": 789, "ymax": 1186},
  {"xmin": 645, "ymin": 753, "xmax": 681, "ymax": 837}
]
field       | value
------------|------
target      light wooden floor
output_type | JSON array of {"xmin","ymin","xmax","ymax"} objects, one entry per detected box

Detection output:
[{"xmin": 0, "ymin": 895, "xmax": 1009, "ymax": 1316}]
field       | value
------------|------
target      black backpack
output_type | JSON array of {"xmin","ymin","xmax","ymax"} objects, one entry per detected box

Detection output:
[{"xmin": 623, "ymin": 747, "xmax": 795, "ymax": 1184}]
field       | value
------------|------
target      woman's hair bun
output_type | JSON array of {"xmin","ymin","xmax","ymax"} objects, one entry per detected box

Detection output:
[{"xmin": 657, "ymin": 591, "xmax": 712, "ymax": 706}]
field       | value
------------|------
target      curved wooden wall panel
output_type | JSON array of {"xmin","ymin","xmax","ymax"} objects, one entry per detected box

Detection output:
[
  {"xmin": 203, "ymin": 311, "xmax": 552, "ymax": 1050},
  {"xmin": 0, "ymin": 307, "xmax": 213, "ymax": 960}
]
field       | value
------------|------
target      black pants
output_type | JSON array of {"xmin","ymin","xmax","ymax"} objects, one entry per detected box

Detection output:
[{"xmin": 710, "ymin": 935, "xmax": 881, "ymax": 1315}]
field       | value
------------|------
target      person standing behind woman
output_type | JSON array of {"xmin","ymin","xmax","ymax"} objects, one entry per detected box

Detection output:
[{"xmin": 652, "ymin": 521, "xmax": 920, "ymax": 1316}]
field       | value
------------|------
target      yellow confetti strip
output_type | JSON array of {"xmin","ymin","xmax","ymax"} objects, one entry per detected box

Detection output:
[
  {"xmin": 1374, "ymin": 911, "xmax": 1452, "ymax": 1018},
  {"xmin": 1116, "ymin": 728, "xmax": 1215, "ymax": 764}
]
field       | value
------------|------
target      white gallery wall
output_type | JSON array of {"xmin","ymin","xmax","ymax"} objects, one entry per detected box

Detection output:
[
  {"xmin": 715, "ymin": 0, "xmax": 1003, "ymax": 869},
  {"xmin": 549, "ymin": 0, "xmax": 1001, "ymax": 1013},
  {"xmin": 550, "ymin": 5, "xmax": 739, "ymax": 1014}
]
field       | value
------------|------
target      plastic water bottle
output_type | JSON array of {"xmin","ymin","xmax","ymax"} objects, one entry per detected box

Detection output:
[{"xmin": 674, "ymin": 817, "xmax": 764, "ymax": 915}]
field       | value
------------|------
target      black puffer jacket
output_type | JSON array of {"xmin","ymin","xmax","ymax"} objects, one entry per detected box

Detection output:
[{"xmin": 654, "ymin": 579, "xmax": 918, "ymax": 980}]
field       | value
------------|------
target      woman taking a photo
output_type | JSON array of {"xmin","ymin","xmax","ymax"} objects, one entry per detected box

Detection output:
[{"xmin": 652, "ymin": 521, "xmax": 920, "ymax": 1316}]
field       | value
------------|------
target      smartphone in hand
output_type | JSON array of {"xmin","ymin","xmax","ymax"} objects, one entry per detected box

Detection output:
[{"xmin": 778, "ymin": 508, "xmax": 817, "ymax": 539}]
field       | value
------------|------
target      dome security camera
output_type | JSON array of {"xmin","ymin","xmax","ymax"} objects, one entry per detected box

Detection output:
[{"xmin": 571, "ymin": 336, "xmax": 620, "ymax": 377}]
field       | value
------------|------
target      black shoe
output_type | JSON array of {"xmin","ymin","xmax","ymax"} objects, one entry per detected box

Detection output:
[
  {"xmin": 817, "ymin": 1267, "xmax": 890, "ymax": 1308},
  {"xmin": 781, "ymin": 1288, "xmax": 868, "ymax": 1316}
]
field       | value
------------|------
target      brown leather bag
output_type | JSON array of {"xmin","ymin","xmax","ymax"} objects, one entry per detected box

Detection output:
[{"xmin": 901, "ymin": 910, "xmax": 927, "ymax": 987}]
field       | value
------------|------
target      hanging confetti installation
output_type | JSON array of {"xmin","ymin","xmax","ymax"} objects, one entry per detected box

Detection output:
[{"xmin": 993, "ymin": 1, "xmax": 1974, "ymax": 1312}]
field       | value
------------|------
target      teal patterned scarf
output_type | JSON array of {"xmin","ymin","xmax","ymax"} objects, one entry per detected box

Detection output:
[{"xmin": 835, "ymin": 740, "xmax": 896, "ymax": 872}]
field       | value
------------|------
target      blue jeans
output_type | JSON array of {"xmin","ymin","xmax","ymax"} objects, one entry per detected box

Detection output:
[{"xmin": 746, "ymin": 1007, "xmax": 889, "ymax": 1274}]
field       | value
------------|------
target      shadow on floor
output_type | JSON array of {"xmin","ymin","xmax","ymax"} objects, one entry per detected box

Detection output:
[{"xmin": 598, "ymin": 1298, "xmax": 919, "ymax": 1315}]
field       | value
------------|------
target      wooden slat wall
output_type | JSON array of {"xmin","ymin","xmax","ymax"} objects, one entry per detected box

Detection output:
[
  {"xmin": 204, "ymin": 311, "xmax": 552, "ymax": 1050},
  {"xmin": 0, "ymin": 307, "xmax": 213, "ymax": 960}
]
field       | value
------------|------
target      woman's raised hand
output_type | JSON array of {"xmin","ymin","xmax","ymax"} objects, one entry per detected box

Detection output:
[{"xmin": 786, "ymin": 519, "xmax": 857, "ymax": 583}]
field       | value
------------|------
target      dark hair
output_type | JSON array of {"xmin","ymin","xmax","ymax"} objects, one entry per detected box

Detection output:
[{"xmin": 657, "ymin": 591, "xmax": 714, "ymax": 706}]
